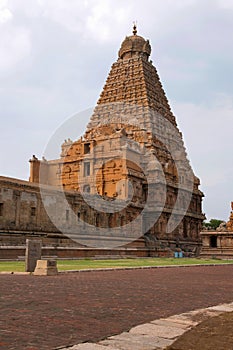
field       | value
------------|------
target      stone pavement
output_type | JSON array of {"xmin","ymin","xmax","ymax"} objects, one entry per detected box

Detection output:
[
  {"xmin": 1, "ymin": 265, "xmax": 233, "ymax": 349},
  {"xmin": 60, "ymin": 302, "xmax": 233, "ymax": 350}
]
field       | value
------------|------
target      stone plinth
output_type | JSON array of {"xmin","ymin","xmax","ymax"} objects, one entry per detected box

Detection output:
[
  {"xmin": 200, "ymin": 231, "xmax": 233, "ymax": 259},
  {"xmin": 25, "ymin": 239, "xmax": 42, "ymax": 272},
  {"xmin": 33, "ymin": 259, "xmax": 58, "ymax": 276}
]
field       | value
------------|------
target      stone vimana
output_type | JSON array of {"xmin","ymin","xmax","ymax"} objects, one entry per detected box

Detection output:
[{"xmin": 0, "ymin": 26, "xmax": 206, "ymax": 259}]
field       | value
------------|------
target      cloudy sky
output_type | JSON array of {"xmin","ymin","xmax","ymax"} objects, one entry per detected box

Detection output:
[{"xmin": 0, "ymin": 0, "xmax": 232, "ymax": 221}]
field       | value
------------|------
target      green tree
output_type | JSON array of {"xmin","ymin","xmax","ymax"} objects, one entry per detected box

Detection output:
[{"xmin": 203, "ymin": 219, "xmax": 224, "ymax": 230}]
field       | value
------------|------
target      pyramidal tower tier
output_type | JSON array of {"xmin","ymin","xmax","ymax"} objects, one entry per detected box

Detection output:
[
  {"xmin": 29, "ymin": 26, "xmax": 205, "ymax": 246},
  {"xmin": 87, "ymin": 25, "xmax": 177, "ymax": 132}
]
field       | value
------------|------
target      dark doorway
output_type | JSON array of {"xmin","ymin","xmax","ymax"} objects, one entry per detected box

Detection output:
[
  {"xmin": 84, "ymin": 143, "xmax": 90, "ymax": 154},
  {"xmin": 210, "ymin": 235, "xmax": 217, "ymax": 248}
]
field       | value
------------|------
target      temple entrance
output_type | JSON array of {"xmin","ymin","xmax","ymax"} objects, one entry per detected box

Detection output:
[{"xmin": 210, "ymin": 235, "xmax": 217, "ymax": 248}]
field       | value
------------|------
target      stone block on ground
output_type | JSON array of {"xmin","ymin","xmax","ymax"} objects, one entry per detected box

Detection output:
[
  {"xmin": 66, "ymin": 343, "xmax": 119, "ymax": 350},
  {"xmin": 166, "ymin": 308, "xmax": 219, "ymax": 326},
  {"xmin": 129, "ymin": 323, "xmax": 186, "ymax": 339},
  {"xmin": 25, "ymin": 239, "xmax": 42, "ymax": 272},
  {"xmin": 33, "ymin": 259, "xmax": 58, "ymax": 276},
  {"xmin": 100, "ymin": 332, "xmax": 174, "ymax": 349},
  {"xmin": 208, "ymin": 303, "xmax": 233, "ymax": 312},
  {"xmin": 151, "ymin": 319, "xmax": 192, "ymax": 330}
]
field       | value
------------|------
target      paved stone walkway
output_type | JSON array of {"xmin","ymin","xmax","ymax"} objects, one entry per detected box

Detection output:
[
  {"xmin": 1, "ymin": 265, "xmax": 233, "ymax": 349},
  {"xmin": 60, "ymin": 302, "xmax": 233, "ymax": 349}
]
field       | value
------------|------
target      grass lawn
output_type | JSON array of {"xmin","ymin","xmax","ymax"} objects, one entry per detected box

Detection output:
[{"xmin": 0, "ymin": 258, "xmax": 233, "ymax": 272}]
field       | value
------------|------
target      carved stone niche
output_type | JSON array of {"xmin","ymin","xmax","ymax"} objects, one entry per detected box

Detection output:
[{"xmin": 64, "ymin": 165, "xmax": 72, "ymax": 173}]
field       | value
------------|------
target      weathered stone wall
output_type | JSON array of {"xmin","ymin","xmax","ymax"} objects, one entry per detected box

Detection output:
[
  {"xmin": 0, "ymin": 176, "xmax": 137, "ymax": 232},
  {"xmin": 200, "ymin": 231, "xmax": 233, "ymax": 259},
  {"xmin": 0, "ymin": 175, "xmax": 202, "ymax": 259},
  {"xmin": 0, "ymin": 177, "xmax": 58, "ymax": 233},
  {"xmin": 0, "ymin": 176, "xmax": 143, "ymax": 248}
]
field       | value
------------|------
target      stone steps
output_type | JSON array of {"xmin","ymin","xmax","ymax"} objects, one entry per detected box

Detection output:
[{"xmin": 200, "ymin": 247, "xmax": 233, "ymax": 259}]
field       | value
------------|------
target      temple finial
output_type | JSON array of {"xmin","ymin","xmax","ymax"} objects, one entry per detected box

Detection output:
[{"xmin": 133, "ymin": 21, "xmax": 137, "ymax": 35}]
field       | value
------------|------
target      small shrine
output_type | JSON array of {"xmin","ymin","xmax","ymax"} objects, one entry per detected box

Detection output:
[{"xmin": 200, "ymin": 203, "xmax": 233, "ymax": 259}]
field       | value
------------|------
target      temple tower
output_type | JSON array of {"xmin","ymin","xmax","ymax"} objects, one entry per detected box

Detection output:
[{"xmin": 30, "ymin": 26, "xmax": 205, "ymax": 247}]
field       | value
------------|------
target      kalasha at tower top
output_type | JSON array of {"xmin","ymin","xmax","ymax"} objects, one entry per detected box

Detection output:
[
  {"xmin": 118, "ymin": 24, "xmax": 151, "ymax": 59},
  {"xmin": 29, "ymin": 26, "xmax": 205, "ymax": 244}
]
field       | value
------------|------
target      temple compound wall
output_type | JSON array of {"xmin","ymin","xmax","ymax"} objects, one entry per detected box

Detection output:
[
  {"xmin": 0, "ymin": 172, "xmax": 202, "ymax": 259},
  {"xmin": 200, "ymin": 203, "xmax": 233, "ymax": 259},
  {"xmin": 0, "ymin": 176, "xmax": 147, "ymax": 259}
]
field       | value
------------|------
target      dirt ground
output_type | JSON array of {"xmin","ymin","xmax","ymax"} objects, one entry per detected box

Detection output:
[{"xmin": 167, "ymin": 311, "xmax": 233, "ymax": 350}]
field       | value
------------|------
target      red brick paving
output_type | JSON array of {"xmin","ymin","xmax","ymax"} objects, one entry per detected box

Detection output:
[{"xmin": 0, "ymin": 265, "xmax": 233, "ymax": 350}]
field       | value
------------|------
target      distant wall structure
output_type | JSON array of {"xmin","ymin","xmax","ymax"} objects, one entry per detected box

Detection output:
[
  {"xmin": 200, "ymin": 203, "xmax": 233, "ymax": 259},
  {"xmin": 0, "ymin": 27, "xmax": 205, "ymax": 259}
]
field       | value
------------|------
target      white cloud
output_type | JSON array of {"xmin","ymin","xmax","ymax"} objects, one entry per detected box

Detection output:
[
  {"xmin": 0, "ymin": 0, "xmax": 12, "ymax": 23},
  {"xmin": 0, "ymin": 7, "xmax": 12, "ymax": 23},
  {"xmin": 10, "ymin": 0, "xmax": 131, "ymax": 43},
  {"xmin": 0, "ymin": 0, "xmax": 9, "ymax": 10},
  {"xmin": 172, "ymin": 95, "xmax": 233, "ymax": 219},
  {"xmin": 0, "ymin": 1, "xmax": 31, "ymax": 72},
  {"xmin": 217, "ymin": 0, "xmax": 233, "ymax": 9},
  {"xmin": 86, "ymin": 0, "xmax": 121, "ymax": 42},
  {"xmin": 0, "ymin": 24, "xmax": 31, "ymax": 72},
  {"xmin": 173, "ymin": 93, "xmax": 233, "ymax": 166}
]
